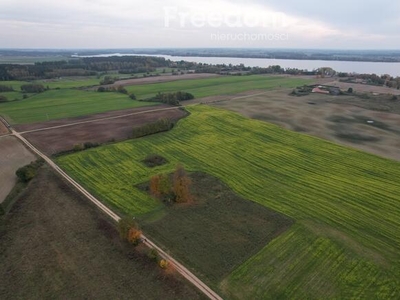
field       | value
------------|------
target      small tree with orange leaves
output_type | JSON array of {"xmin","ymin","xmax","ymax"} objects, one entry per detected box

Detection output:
[
  {"xmin": 127, "ymin": 227, "xmax": 142, "ymax": 246},
  {"xmin": 118, "ymin": 216, "xmax": 142, "ymax": 246},
  {"xmin": 150, "ymin": 174, "xmax": 162, "ymax": 198},
  {"xmin": 172, "ymin": 164, "xmax": 193, "ymax": 203},
  {"xmin": 150, "ymin": 174, "xmax": 171, "ymax": 201}
]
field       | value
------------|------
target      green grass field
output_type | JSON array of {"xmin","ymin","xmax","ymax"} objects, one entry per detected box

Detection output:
[
  {"xmin": 57, "ymin": 105, "xmax": 400, "ymax": 299},
  {"xmin": 34, "ymin": 77, "xmax": 102, "ymax": 89},
  {"xmin": 0, "ymin": 89, "xmax": 156, "ymax": 124},
  {"xmin": 0, "ymin": 76, "xmax": 308, "ymax": 124},
  {"xmin": 0, "ymin": 80, "xmax": 30, "ymax": 90},
  {"xmin": 128, "ymin": 75, "xmax": 309, "ymax": 99},
  {"xmin": 0, "ymin": 91, "xmax": 31, "ymax": 101}
]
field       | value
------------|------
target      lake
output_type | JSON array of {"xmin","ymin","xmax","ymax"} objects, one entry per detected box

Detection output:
[{"xmin": 73, "ymin": 53, "xmax": 400, "ymax": 77}]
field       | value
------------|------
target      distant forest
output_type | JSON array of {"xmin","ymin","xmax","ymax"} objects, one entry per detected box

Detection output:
[
  {"xmin": 0, "ymin": 51, "xmax": 398, "ymax": 89},
  {"xmin": 0, "ymin": 56, "xmax": 170, "ymax": 80}
]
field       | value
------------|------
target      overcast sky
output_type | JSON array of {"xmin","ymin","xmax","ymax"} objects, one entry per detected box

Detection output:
[{"xmin": 1, "ymin": 0, "xmax": 399, "ymax": 49}]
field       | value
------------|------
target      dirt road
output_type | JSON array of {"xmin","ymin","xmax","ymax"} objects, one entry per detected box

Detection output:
[{"xmin": 10, "ymin": 128, "xmax": 222, "ymax": 300}]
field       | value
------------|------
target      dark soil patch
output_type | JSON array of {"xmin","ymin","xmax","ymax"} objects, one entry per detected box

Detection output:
[
  {"xmin": 327, "ymin": 115, "xmax": 392, "ymax": 131},
  {"xmin": 335, "ymin": 132, "xmax": 380, "ymax": 143},
  {"xmin": 143, "ymin": 154, "xmax": 168, "ymax": 168},
  {"xmin": 327, "ymin": 115, "xmax": 395, "ymax": 143},
  {"xmin": 0, "ymin": 166, "xmax": 204, "ymax": 300},
  {"xmin": 138, "ymin": 172, "xmax": 294, "ymax": 286}
]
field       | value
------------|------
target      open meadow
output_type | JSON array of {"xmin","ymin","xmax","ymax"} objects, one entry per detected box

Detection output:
[
  {"xmin": 213, "ymin": 88, "xmax": 400, "ymax": 161},
  {"xmin": 0, "ymin": 75, "xmax": 309, "ymax": 124},
  {"xmin": 0, "ymin": 166, "xmax": 204, "ymax": 299},
  {"xmin": 0, "ymin": 89, "xmax": 156, "ymax": 124},
  {"xmin": 57, "ymin": 105, "xmax": 400, "ymax": 299},
  {"xmin": 125, "ymin": 75, "xmax": 310, "ymax": 99}
]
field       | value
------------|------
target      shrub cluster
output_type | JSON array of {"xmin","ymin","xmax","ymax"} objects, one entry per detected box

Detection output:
[
  {"xmin": 145, "ymin": 91, "xmax": 194, "ymax": 105},
  {"xmin": 20, "ymin": 84, "xmax": 46, "ymax": 93},
  {"xmin": 143, "ymin": 154, "xmax": 168, "ymax": 168},
  {"xmin": 97, "ymin": 85, "xmax": 128, "ymax": 94},
  {"xmin": 117, "ymin": 217, "xmax": 142, "ymax": 246},
  {"xmin": 99, "ymin": 76, "xmax": 118, "ymax": 85},
  {"xmin": 15, "ymin": 159, "xmax": 44, "ymax": 183},
  {"xmin": 132, "ymin": 118, "xmax": 174, "ymax": 139},
  {"xmin": 72, "ymin": 142, "xmax": 100, "ymax": 152},
  {"xmin": 150, "ymin": 164, "xmax": 193, "ymax": 204},
  {"xmin": 0, "ymin": 84, "xmax": 13, "ymax": 92}
]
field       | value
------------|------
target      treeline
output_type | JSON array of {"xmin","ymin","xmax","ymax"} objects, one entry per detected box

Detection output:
[
  {"xmin": 132, "ymin": 118, "xmax": 174, "ymax": 138},
  {"xmin": 97, "ymin": 85, "xmax": 128, "ymax": 94},
  {"xmin": 21, "ymin": 84, "xmax": 46, "ymax": 93},
  {"xmin": 0, "ymin": 56, "xmax": 170, "ymax": 81},
  {"xmin": 144, "ymin": 91, "xmax": 194, "ymax": 105},
  {"xmin": 0, "ymin": 84, "xmax": 14, "ymax": 92},
  {"xmin": 339, "ymin": 73, "xmax": 400, "ymax": 89}
]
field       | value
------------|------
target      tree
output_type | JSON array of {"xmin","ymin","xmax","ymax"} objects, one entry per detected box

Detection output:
[
  {"xmin": 347, "ymin": 87, "xmax": 353, "ymax": 94},
  {"xmin": 150, "ymin": 174, "xmax": 171, "ymax": 200},
  {"xmin": 150, "ymin": 175, "xmax": 162, "ymax": 198},
  {"xmin": 16, "ymin": 160, "xmax": 43, "ymax": 182},
  {"xmin": 127, "ymin": 227, "xmax": 142, "ymax": 246},
  {"xmin": 172, "ymin": 164, "xmax": 193, "ymax": 203},
  {"xmin": 117, "ymin": 85, "xmax": 128, "ymax": 94},
  {"xmin": 117, "ymin": 217, "xmax": 141, "ymax": 245},
  {"xmin": 21, "ymin": 84, "xmax": 45, "ymax": 93}
]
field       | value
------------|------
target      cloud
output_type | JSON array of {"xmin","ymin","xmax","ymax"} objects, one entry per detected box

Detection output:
[
  {"xmin": 232, "ymin": 0, "xmax": 400, "ymax": 36},
  {"xmin": 0, "ymin": 0, "xmax": 398, "ymax": 48}
]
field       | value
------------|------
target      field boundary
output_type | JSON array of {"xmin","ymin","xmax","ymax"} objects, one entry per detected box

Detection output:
[
  {"xmin": 8, "ymin": 126, "xmax": 223, "ymax": 300},
  {"xmin": 18, "ymin": 91, "xmax": 271, "ymax": 135}
]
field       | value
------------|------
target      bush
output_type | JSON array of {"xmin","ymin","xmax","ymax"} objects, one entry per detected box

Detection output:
[
  {"xmin": 145, "ymin": 91, "xmax": 195, "ymax": 105},
  {"xmin": 15, "ymin": 160, "xmax": 43, "ymax": 183},
  {"xmin": 117, "ymin": 85, "xmax": 128, "ymax": 94},
  {"xmin": 129, "ymin": 93, "xmax": 137, "ymax": 100},
  {"xmin": 83, "ymin": 142, "xmax": 99, "ymax": 149},
  {"xmin": 0, "ymin": 95, "xmax": 8, "ymax": 102},
  {"xmin": 21, "ymin": 84, "xmax": 45, "ymax": 93},
  {"xmin": 0, "ymin": 84, "xmax": 14, "ymax": 92},
  {"xmin": 347, "ymin": 87, "xmax": 353, "ymax": 93},
  {"xmin": 143, "ymin": 154, "xmax": 168, "ymax": 168},
  {"xmin": 159, "ymin": 259, "xmax": 169, "ymax": 269},
  {"xmin": 117, "ymin": 217, "xmax": 140, "ymax": 244},
  {"xmin": 100, "ymin": 76, "xmax": 118, "ymax": 85},
  {"xmin": 73, "ymin": 144, "xmax": 85, "ymax": 151},
  {"xmin": 147, "ymin": 248, "xmax": 160, "ymax": 262}
]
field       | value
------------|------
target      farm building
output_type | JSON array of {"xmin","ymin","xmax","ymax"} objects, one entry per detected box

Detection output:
[{"xmin": 312, "ymin": 87, "xmax": 330, "ymax": 94}]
